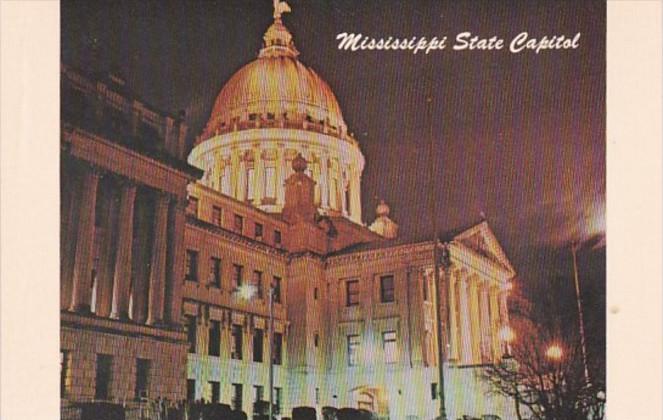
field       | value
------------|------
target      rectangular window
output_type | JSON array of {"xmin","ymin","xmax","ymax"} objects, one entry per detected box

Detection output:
[
  {"xmin": 135, "ymin": 358, "xmax": 150, "ymax": 400},
  {"xmin": 273, "ymin": 332, "xmax": 283, "ymax": 365},
  {"xmin": 233, "ymin": 264, "xmax": 244, "ymax": 289},
  {"xmin": 253, "ymin": 328, "xmax": 264, "ymax": 362},
  {"xmin": 423, "ymin": 274, "xmax": 430, "ymax": 301},
  {"xmin": 247, "ymin": 168, "xmax": 255, "ymax": 200},
  {"xmin": 383, "ymin": 331, "xmax": 398, "ymax": 363},
  {"xmin": 60, "ymin": 350, "xmax": 70, "ymax": 398},
  {"xmin": 274, "ymin": 387, "xmax": 282, "ymax": 415},
  {"xmin": 380, "ymin": 275, "xmax": 395, "ymax": 303},
  {"xmin": 234, "ymin": 214, "xmax": 244, "ymax": 233},
  {"xmin": 431, "ymin": 383, "xmax": 438, "ymax": 400},
  {"xmin": 273, "ymin": 276, "xmax": 282, "ymax": 303},
  {"xmin": 186, "ymin": 316, "xmax": 197, "ymax": 353},
  {"xmin": 264, "ymin": 166, "xmax": 276, "ymax": 199},
  {"xmin": 210, "ymin": 381, "xmax": 220, "ymax": 403},
  {"xmin": 254, "ymin": 385, "xmax": 264, "ymax": 403},
  {"xmin": 274, "ymin": 230, "xmax": 282, "ymax": 246},
  {"xmin": 315, "ymin": 387, "xmax": 320, "ymax": 405},
  {"xmin": 314, "ymin": 287, "xmax": 318, "ymax": 300},
  {"xmin": 187, "ymin": 379, "xmax": 196, "ymax": 402},
  {"xmin": 255, "ymin": 223, "xmax": 263, "ymax": 240},
  {"xmin": 231, "ymin": 324, "xmax": 243, "ymax": 360},
  {"xmin": 185, "ymin": 250, "xmax": 198, "ymax": 282},
  {"xmin": 212, "ymin": 206, "xmax": 222, "ymax": 226},
  {"xmin": 95, "ymin": 354, "xmax": 113, "ymax": 400},
  {"xmin": 209, "ymin": 320, "xmax": 221, "ymax": 357},
  {"xmin": 346, "ymin": 280, "xmax": 360, "ymax": 306},
  {"xmin": 347, "ymin": 334, "xmax": 360, "ymax": 366},
  {"xmin": 232, "ymin": 383, "xmax": 243, "ymax": 411},
  {"xmin": 209, "ymin": 257, "xmax": 221, "ymax": 287},
  {"xmin": 188, "ymin": 197, "xmax": 199, "ymax": 216},
  {"xmin": 253, "ymin": 270, "xmax": 263, "ymax": 299},
  {"xmin": 314, "ymin": 333, "xmax": 319, "ymax": 348}
]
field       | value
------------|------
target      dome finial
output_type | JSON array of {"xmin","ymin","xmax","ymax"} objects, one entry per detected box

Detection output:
[
  {"xmin": 273, "ymin": 0, "xmax": 292, "ymax": 20},
  {"xmin": 260, "ymin": 1, "xmax": 299, "ymax": 58}
]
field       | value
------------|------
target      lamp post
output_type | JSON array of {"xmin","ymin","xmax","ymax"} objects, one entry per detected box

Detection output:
[{"xmin": 571, "ymin": 242, "xmax": 590, "ymax": 385}]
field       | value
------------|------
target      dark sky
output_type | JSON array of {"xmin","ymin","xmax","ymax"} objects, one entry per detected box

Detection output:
[{"xmin": 61, "ymin": 0, "xmax": 605, "ymax": 358}]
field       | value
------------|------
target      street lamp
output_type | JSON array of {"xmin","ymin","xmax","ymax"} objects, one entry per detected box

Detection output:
[
  {"xmin": 545, "ymin": 344, "xmax": 563, "ymax": 361},
  {"xmin": 234, "ymin": 283, "xmax": 276, "ymax": 420},
  {"xmin": 498, "ymin": 325, "xmax": 515, "ymax": 356}
]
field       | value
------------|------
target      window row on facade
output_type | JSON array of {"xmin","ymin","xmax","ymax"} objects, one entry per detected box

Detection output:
[
  {"xmin": 186, "ymin": 379, "xmax": 282, "ymax": 414},
  {"xmin": 188, "ymin": 196, "xmax": 283, "ymax": 246},
  {"xmin": 60, "ymin": 351, "xmax": 150, "ymax": 401},
  {"xmin": 344, "ymin": 273, "xmax": 430, "ymax": 306},
  {"xmin": 184, "ymin": 251, "xmax": 282, "ymax": 302},
  {"xmin": 185, "ymin": 315, "xmax": 283, "ymax": 365}
]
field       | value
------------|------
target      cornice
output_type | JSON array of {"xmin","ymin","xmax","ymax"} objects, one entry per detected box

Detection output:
[{"xmin": 186, "ymin": 216, "xmax": 289, "ymax": 260}]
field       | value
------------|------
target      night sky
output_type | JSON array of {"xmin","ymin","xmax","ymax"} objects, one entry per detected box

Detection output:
[{"xmin": 61, "ymin": 0, "xmax": 606, "ymax": 361}]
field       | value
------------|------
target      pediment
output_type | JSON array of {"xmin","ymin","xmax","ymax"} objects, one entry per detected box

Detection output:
[{"xmin": 454, "ymin": 221, "xmax": 515, "ymax": 275}]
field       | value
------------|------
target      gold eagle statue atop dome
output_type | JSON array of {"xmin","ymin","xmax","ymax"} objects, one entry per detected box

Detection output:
[{"xmin": 273, "ymin": 0, "xmax": 291, "ymax": 19}]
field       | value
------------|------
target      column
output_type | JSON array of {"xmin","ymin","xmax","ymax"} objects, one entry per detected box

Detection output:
[
  {"xmin": 69, "ymin": 168, "xmax": 101, "ymax": 313},
  {"xmin": 276, "ymin": 146, "xmax": 286, "ymax": 207},
  {"xmin": 349, "ymin": 167, "xmax": 362, "ymax": 222},
  {"xmin": 94, "ymin": 182, "xmax": 119, "ymax": 318},
  {"xmin": 254, "ymin": 148, "xmax": 264, "ymax": 206},
  {"xmin": 478, "ymin": 280, "xmax": 492, "ymax": 363},
  {"xmin": 489, "ymin": 285, "xmax": 502, "ymax": 360},
  {"xmin": 230, "ymin": 148, "xmax": 240, "ymax": 199},
  {"xmin": 319, "ymin": 155, "xmax": 329, "ymax": 209},
  {"xmin": 457, "ymin": 272, "xmax": 473, "ymax": 365},
  {"xmin": 340, "ymin": 170, "xmax": 348, "ymax": 216},
  {"xmin": 132, "ymin": 191, "xmax": 151, "ymax": 324},
  {"xmin": 237, "ymin": 158, "xmax": 247, "ymax": 202},
  {"xmin": 60, "ymin": 169, "xmax": 81, "ymax": 310},
  {"xmin": 499, "ymin": 288, "xmax": 510, "ymax": 354},
  {"xmin": 146, "ymin": 193, "xmax": 170, "ymax": 326},
  {"xmin": 468, "ymin": 276, "xmax": 482, "ymax": 364},
  {"xmin": 447, "ymin": 270, "xmax": 459, "ymax": 361},
  {"xmin": 166, "ymin": 198, "xmax": 187, "ymax": 326},
  {"xmin": 110, "ymin": 182, "xmax": 137, "ymax": 320}
]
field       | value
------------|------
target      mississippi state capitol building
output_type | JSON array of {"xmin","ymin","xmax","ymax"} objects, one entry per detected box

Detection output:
[{"xmin": 60, "ymin": 6, "xmax": 518, "ymax": 420}]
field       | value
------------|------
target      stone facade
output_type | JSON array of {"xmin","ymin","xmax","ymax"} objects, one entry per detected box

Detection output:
[{"xmin": 60, "ymin": 64, "xmax": 201, "ymax": 406}]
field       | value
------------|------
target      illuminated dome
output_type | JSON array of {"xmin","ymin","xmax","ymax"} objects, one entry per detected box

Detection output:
[
  {"xmin": 189, "ymin": 11, "xmax": 365, "ymax": 224},
  {"xmin": 200, "ymin": 18, "xmax": 347, "ymax": 143}
]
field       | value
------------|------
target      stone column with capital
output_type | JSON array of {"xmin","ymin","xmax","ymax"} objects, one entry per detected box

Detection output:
[
  {"xmin": 468, "ymin": 276, "xmax": 482, "ymax": 364},
  {"xmin": 253, "ymin": 148, "xmax": 264, "ymax": 206},
  {"xmin": 165, "ymin": 198, "xmax": 187, "ymax": 326},
  {"xmin": 94, "ymin": 182, "xmax": 119, "ymax": 318},
  {"xmin": 276, "ymin": 146, "xmax": 286, "ymax": 207},
  {"xmin": 447, "ymin": 270, "xmax": 460, "ymax": 362},
  {"xmin": 61, "ymin": 170, "xmax": 81, "ymax": 310},
  {"xmin": 69, "ymin": 168, "xmax": 101, "ymax": 313},
  {"xmin": 319, "ymin": 155, "xmax": 329, "ymax": 210},
  {"xmin": 110, "ymin": 182, "xmax": 137, "ymax": 320},
  {"xmin": 146, "ymin": 193, "xmax": 170, "ymax": 326},
  {"xmin": 349, "ymin": 167, "xmax": 362, "ymax": 222},
  {"xmin": 457, "ymin": 272, "xmax": 473, "ymax": 365},
  {"xmin": 230, "ymin": 148, "xmax": 240, "ymax": 199},
  {"xmin": 489, "ymin": 285, "xmax": 502, "ymax": 361},
  {"xmin": 478, "ymin": 280, "xmax": 492, "ymax": 363}
]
